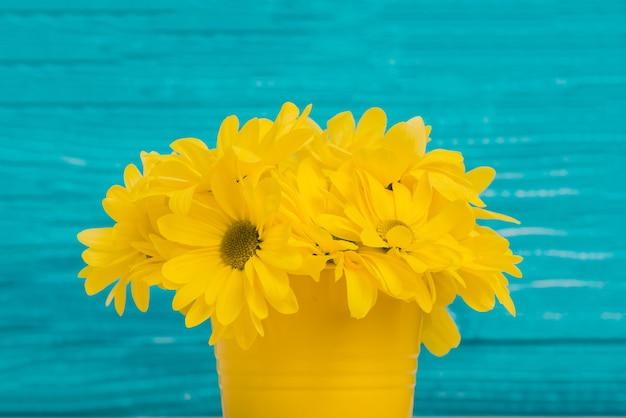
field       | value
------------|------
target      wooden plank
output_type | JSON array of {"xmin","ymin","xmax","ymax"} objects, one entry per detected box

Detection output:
[
  {"xmin": 0, "ymin": 0, "xmax": 625, "ymax": 415},
  {"xmin": 415, "ymin": 342, "xmax": 626, "ymax": 415},
  {"xmin": 0, "ymin": 0, "xmax": 175, "ymax": 12},
  {"xmin": 0, "ymin": 1, "xmax": 623, "ymax": 105}
]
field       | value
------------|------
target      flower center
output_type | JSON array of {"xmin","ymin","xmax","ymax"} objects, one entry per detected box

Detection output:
[
  {"xmin": 376, "ymin": 219, "xmax": 407, "ymax": 240},
  {"xmin": 376, "ymin": 219, "xmax": 414, "ymax": 248},
  {"xmin": 220, "ymin": 220, "xmax": 260, "ymax": 270}
]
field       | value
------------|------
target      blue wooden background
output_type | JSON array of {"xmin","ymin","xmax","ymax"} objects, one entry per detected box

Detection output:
[{"xmin": 1, "ymin": 0, "xmax": 625, "ymax": 416}]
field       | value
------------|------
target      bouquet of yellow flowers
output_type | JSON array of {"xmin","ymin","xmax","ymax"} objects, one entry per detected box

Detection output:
[{"xmin": 78, "ymin": 102, "xmax": 522, "ymax": 358}]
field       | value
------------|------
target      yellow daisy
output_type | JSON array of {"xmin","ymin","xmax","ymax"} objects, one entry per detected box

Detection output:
[
  {"xmin": 216, "ymin": 102, "xmax": 318, "ymax": 176},
  {"xmin": 273, "ymin": 156, "xmax": 397, "ymax": 319},
  {"xmin": 77, "ymin": 163, "xmax": 171, "ymax": 315},
  {"xmin": 303, "ymin": 106, "xmax": 522, "ymax": 356},
  {"xmin": 308, "ymin": 107, "xmax": 429, "ymax": 185},
  {"xmin": 418, "ymin": 199, "xmax": 522, "ymax": 355},
  {"xmin": 312, "ymin": 107, "xmax": 494, "ymax": 209},
  {"xmin": 138, "ymin": 138, "xmax": 218, "ymax": 215},
  {"xmin": 420, "ymin": 225, "xmax": 523, "ymax": 356},
  {"xmin": 316, "ymin": 169, "xmax": 471, "ymax": 311},
  {"xmin": 157, "ymin": 154, "xmax": 303, "ymax": 348}
]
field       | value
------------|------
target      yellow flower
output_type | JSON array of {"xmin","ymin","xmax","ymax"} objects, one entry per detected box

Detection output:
[
  {"xmin": 77, "ymin": 164, "xmax": 171, "ymax": 315},
  {"xmin": 158, "ymin": 155, "xmax": 303, "ymax": 348},
  {"xmin": 303, "ymin": 106, "xmax": 522, "ymax": 355},
  {"xmin": 418, "ymin": 195, "xmax": 522, "ymax": 356},
  {"xmin": 271, "ymin": 157, "xmax": 357, "ymax": 278},
  {"xmin": 77, "ymin": 102, "xmax": 523, "ymax": 356},
  {"xmin": 308, "ymin": 108, "xmax": 429, "ymax": 185},
  {"xmin": 310, "ymin": 107, "xmax": 497, "ymax": 208},
  {"xmin": 137, "ymin": 101, "xmax": 317, "ymax": 214},
  {"xmin": 419, "ymin": 225, "xmax": 523, "ymax": 356},
  {"xmin": 272, "ymin": 157, "xmax": 391, "ymax": 319},
  {"xmin": 134, "ymin": 138, "xmax": 218, "ymax": 215},
  {"xmin": 456, "ymin": 226, "xmax": 523, "ymax": 313},
  {"xmin": 316, "ymin": 169, "xmax": 470, "ymax": 314},
  {"xmin": 216, "ymin": 102, "xmax": 318, "ymax": 175}
]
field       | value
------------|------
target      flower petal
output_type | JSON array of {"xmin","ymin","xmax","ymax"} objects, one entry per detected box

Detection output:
[
  {"xmin": 386, "ymin": 225, "xmax": 413, "ymax": 248},
  {"xmin": 266, "ymin": 287, "xmax": 299, "ymax": 314},
  {"xmin": 233, "ymin": 309, "xmax": 261, "ymax": 349},
  {"xmin": 344, "ymin": 267, "xmax": 378, "ymax": 319},
  {"xmin": 216, "ymin": 270, "xmax": 244, "ymax": 325},
  {"xmin": 123, "ymin": 163, "xmax": 143, "ymax": 189},
  {"xmin": 473, "ymin": 207, "xmax": 520, "ymax": 224},
  {"xmin": 168, "ymin": 187, "xmax": 196, "ymax": 215},
  {"xmin": 130, "ymin": 278, "xmax": 150, "ymax": 312},
  {"xmin": 110, "ymin": 280, "xmax": 127, "ymax": 316},
  {"xmin": 465, "ymin": 166, "xmax": 495, "ymax": 194},
  {"xmin": 82, "ymin": 262, "xmax": 126, "ymax": 295},
  {"xmin": 217, "ymin": 115, "xmax": 239, "ymax": 150},
  {"xmin": 205, "ymin": 264, "xmax": 232, "ymax": 305},
  {"xmin": 185, "ymin": 298, "xmax": 215, "ymax": 328},
  {"xmin": 82, "ymin": 249, "xmax": 133, "ymax": 268},
  {"xmin": 355, "ymin": 107, "xmax": 386, "ymax": 146},
  {"xmin": 360, "ymin": 227, "xmax": 388, "ymax": 248},
  {"xmin": 172, "ymin": 278, "xmax": 209, "ymax": 311},
  {"xmin": 258, "ymin": 249, "xmax": 301, "ymax": 272},
  {"xmin": 327, "ymin": 111, "xmax": 355, "ymax": 149},
  {"xmin": 77, "ymin": 228, "xmax": 115, "ymax": 249},
  {"xmin": 244, "ymin": 279, "xmax": 269, "ymax": 320},
  {"xmin": 158, "ymin": 214, "xmax": 221, "ymax": 247},
  {"xmin": 317, "ymin": 214, "xmax": 361, "ymax": 242},
  {"xmin": 421, "ymin": 305, "xmax": 461, "ymax": 357},
  {"xmin": 252, "ymin": 257, "xmax": 290, "ymax": 301},
  {"xmin": 457, "ymin": 270, "xmax": 496, "ymax": 312},
  {"xmin": 252, "ymin": 177, "xmax": 281, "ymax": 225},
  {"xmin": 162, "ymin": 249, "xmax": 221, "ymax": 285},
  {"xmin": 258, "ymin": 222, "xmax": 290, "ymax": 252},
  {"xmin": 495, "ymin": 276, "xmax": 516, "ymax": 316},
  {"xmin": 211, "ymin": 156, "xmax": 245, "ymax": 219}
]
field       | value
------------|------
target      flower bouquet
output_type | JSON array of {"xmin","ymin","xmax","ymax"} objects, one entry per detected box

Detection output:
[{"xmin": 78, "ymin": 103, "xmax": 522, "ymax": 418}]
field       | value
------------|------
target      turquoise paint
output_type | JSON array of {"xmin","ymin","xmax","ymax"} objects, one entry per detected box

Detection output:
[{"xmin": 0, "ymin": 0, "xmax": 624, "ymax": 415}]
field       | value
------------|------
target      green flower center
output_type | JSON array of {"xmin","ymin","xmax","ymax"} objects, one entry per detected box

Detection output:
[
  {"xmin": 376, "ymin": 219, "xmax": 413, "ymax": 247},
  {"xmin": 220, "ymin": 220, "xmax": 260, "ymax": 270}
]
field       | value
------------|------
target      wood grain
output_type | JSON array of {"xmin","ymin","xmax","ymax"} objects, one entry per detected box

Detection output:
[{"xmin": 0, "ymin": 0, "xmax": 624, "ymax": 415}]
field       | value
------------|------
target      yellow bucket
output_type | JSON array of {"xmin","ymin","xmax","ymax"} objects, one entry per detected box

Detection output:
[{"xmin": 215, "ymin": 272, "xmax": 423, "ymax": 418}]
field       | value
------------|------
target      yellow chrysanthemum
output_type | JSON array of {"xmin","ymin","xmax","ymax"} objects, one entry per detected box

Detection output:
[
  {"xmin": 314, "ymin": 169, "xmax": 469, "ymax": 315},
  {"xmin": 303, "ymin": 106, "xmax": 522, "ymax": 355},
  {"xmin": 419, "ymin": 227, "xmax": 523, "ymax": 356},
  {"xmin": 158, "ymin": 154, "xmax": 304, "ymax": 349},
  {"xmin": 270, "ymin": 157, "xmax": 393, "ymax": 319},
  {"xmin": 310, "ymin": 108, "xmax": 494, "ymax": 207},
  {"xmin": 136, "ymin": 138, "xmax": 218, "ymax": 215},
  {"xmin": 77, "ymin": 163, "xmax": 172, "ymax": 315},
  {"xmin": 417, "ymin": 180, "xmax": 522, "ymax": 356},
  {"xmin": 216, "ymin": 102, "xmax": 318, "ymax": 174},
  {"xmin": 308, "ymin": 108, "xmax": 428, "ymax": 183}
]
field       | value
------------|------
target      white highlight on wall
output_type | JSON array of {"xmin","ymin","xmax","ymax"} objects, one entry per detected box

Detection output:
[
  {"xmin": 152, "ymin": 337, "xmax": 175, "ymax": 344},
  {"xmin": 61, "ymin": 156, "xmax": 87, "ymax": 166},
  {"xmin": 497, "ymin": 227, "xmax": 568, "ymax": 237},
  {"xmin": 509, "ymin": 279, "xmax": 605, "ymax": 291},
  {"xmin": 542, "ymin": 312, "xmax": 565, "ymax": 320},
  {"xmin": 540, "ymin": 249, "xmax": 613, "ymax": 260},
  {"xmin": 513, "ymin": 188, "xmax": 579, "ymax": 198},
  {"xmin": 601, "ymin": 312, "xmax": 624, "ymax": 321}
]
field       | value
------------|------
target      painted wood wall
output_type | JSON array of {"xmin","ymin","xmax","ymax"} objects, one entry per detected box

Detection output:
[{"xmin": 1, "ymin": 0, "xmax": 624, "ymax": 416}]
